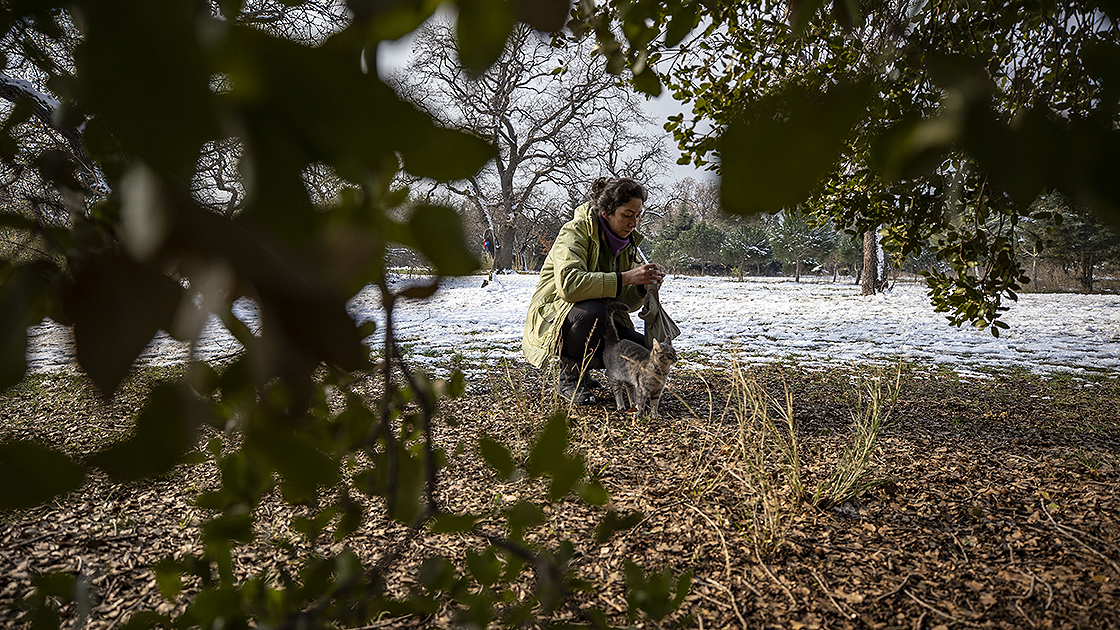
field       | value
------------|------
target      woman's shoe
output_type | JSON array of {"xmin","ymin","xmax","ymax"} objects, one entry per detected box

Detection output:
[{"xmin": 558, "ymin": 379, "xmax": 596, "ymax": 404}]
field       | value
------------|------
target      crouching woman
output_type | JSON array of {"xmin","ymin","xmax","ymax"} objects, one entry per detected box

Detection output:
[{"xmin": 522, "ymin": 177, "xmax": 665, "ymax": 404}]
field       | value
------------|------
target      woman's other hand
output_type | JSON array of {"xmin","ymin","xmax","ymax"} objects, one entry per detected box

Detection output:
[{"xmin": 622, "ymin": 263, "xmax": 665, "ymax": 287}]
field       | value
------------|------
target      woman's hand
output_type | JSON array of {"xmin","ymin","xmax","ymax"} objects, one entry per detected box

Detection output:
[{"xmin": 622, "ymin": 263, "xmax": 665, "ymax": 287}]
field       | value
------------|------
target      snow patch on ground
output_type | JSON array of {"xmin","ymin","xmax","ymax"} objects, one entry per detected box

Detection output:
[{"xmin": 25, "ymin": 274, "xmax": 1120, "ymax": 380}]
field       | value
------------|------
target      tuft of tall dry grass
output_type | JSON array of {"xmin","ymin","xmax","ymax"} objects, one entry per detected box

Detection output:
[
  {"xmin": 724, "ymin": 362, "xmax": 899, "ymax": 555},
  {"xmin": 727, "ymin": 364, "xmax": 803, "ymax": 555},
  {"xmin": 813, "ymin": 370, "xmax": 899, "ymax": 509}
]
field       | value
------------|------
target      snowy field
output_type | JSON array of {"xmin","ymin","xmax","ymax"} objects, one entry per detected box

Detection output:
[{"xmin": 26, "ymin": 274, "xmax": 1120, "ymax": 380}]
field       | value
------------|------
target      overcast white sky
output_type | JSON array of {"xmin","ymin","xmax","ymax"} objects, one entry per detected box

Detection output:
[{"xmin": 641, "ymin": 90, "xmax": 719, "ymax": 184}]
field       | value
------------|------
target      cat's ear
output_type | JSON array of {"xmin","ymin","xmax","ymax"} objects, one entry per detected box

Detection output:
[{"xmin": 652, "ymin": 338, "xmax": 661, "ymax": 350}]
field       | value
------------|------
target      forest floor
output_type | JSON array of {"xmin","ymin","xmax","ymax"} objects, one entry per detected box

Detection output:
[{"xmin": 1, "ymin": 361, "xmax": 1119, "ymax": 629}]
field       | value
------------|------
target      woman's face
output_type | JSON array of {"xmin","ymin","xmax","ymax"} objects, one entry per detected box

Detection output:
[{"xmin": 602, "ymin": 197, "xmax": 644, "ymax": 239}]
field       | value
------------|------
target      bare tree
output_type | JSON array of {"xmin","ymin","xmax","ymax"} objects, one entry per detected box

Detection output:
[
  {"xmin": 1, "ymin": 11, "xmax": 107, "ymax": 224},
  {"xmin": 221, "ymin": 0, "xmax": 351, "ymax": 44},
  {"xmin": 1, "ymin": 2, "xmax": 352, "ymax": 231},
  {"xmin": 390, "ymin": 19, "xmax": 666, "ymax": 271}
]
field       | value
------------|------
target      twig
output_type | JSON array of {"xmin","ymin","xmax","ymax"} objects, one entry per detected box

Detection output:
[
  {"xmin": 1030, "ymin": 571, "xmax": 1054, "ymax": 610},
  {"xmin": 1016, "ymin": 572, "xmax": 1036, "ymax": 602},
  {"xmin": 599, "ymin": 595, "xmax": 625, "ymax": 614},
  {"xmin": 738, "ymin": 573, "xmax": 763, "ymax": 598},
  {"xmin": 687, "ymin": 505, "xmax": 733, "ymax": 580},
  {"xmin": 1014, "ymin": 600, "xmax": 1038, "ymax": 629},
  {"xmin": 389, "ymin": 339, "xmax": 440, "ymax": 513},
  {"xmin": 693, "ymin": 579, "xmax": 749, "ymax": 629},
  {"xmin": 375, "ymin": 285, "xmax": 401, "ymax": 516},
  {"xmin": 6, "ymin": 532, "xmax": 64, "ymax": 549},
  {"xmin": 875, "ymin": 573, "xmax": 913, "ymax": 602},
  {"xmin": 687, "ymin": 504, "xmax": 749, "ymax": 629},
  {"xmin": 753, "ymin": 542, "xmax": 797, "ymax": 607},
  {"xmin": 692, "ymin": 579, "xmax": 733, "ymax": 610},
  {"xmin": 950, "ymin": 532, "xmax": 970, "ymax": 565},
  {"xmin": 904, "ymin": 590, "xmax": 956, "ymax": 621},
  {"xmin": 1041, "ymin": 498, "xmax": 1120, "ymax": 577},
  {"xmin": 1039, "ymin": 501, "xmax": 1120, "ymax": 553},
  {"xmin": 808, "ymin": 567, "xmax": 856, "ymax": 620},
  {"xmin": 344, "ymin": 617, "xmax": 407, "ymax": 630},
  {"xmin": 724, "ymin": 467, "xmax": 749, "ymax": 487}
]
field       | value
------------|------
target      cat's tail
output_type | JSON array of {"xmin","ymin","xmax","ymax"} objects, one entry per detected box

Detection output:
[{"xmin": 603, "ymin": 300, "xmax": 630, "ymax": 344}]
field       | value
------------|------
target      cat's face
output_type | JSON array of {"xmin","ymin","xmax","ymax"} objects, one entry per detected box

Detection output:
[{"xmin": 651, "ymin": 338, "xmax": 677, "ymax": 364}]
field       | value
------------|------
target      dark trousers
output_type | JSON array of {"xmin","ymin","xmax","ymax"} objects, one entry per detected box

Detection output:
[{"xmin": 559, "ymin": 300, "xmax": 645, "ymax": 375}]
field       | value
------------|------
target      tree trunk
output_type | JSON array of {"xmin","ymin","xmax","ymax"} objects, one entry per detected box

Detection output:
[
  {"xmin": 1080, "ymin": 251, "xmax": 1094, "ymax": 293},
  {"xmin": 494, "ymin": 218, "xmax": 516, "ymax": 271},
  {"xmin": 861, "ymin": 230, "xmax": 878, "ymax": 295}
]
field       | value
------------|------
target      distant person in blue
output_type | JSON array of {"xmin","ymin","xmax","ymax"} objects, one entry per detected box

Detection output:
[{"xmin": 483, "ymin": 229, "xmax": 495, "ymax": 259}]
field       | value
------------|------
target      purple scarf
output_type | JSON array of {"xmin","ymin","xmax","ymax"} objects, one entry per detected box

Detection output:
[{"xmin": 597, "ymin": 214, "xmax": 632, "ymax": 255}]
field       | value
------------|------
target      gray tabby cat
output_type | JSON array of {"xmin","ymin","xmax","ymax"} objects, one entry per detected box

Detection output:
[{"xmin": 602, "ymin": 301, "xmax": 677, "ymax": 418}]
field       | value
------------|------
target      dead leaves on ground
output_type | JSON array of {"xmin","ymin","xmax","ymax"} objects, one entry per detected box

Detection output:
[{"xmin": 1, "ymin": 364, "xmax": 1117, "ymax": 629}]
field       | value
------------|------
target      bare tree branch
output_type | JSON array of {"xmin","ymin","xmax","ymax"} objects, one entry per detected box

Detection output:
[{"xmin": 389, "ymin": 19, "xmax": 667, "ymax": 271}]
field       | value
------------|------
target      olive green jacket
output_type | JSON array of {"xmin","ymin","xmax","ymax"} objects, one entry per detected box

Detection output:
[{"xmin": 522, "ymin": 203, "xmax": 647, "ymax": 368}]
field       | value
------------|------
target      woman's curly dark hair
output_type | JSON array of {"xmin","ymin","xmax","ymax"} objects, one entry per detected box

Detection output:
[{"xmin": 590, "ymin": 177, "xmax": 647, "ymax": 216}]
